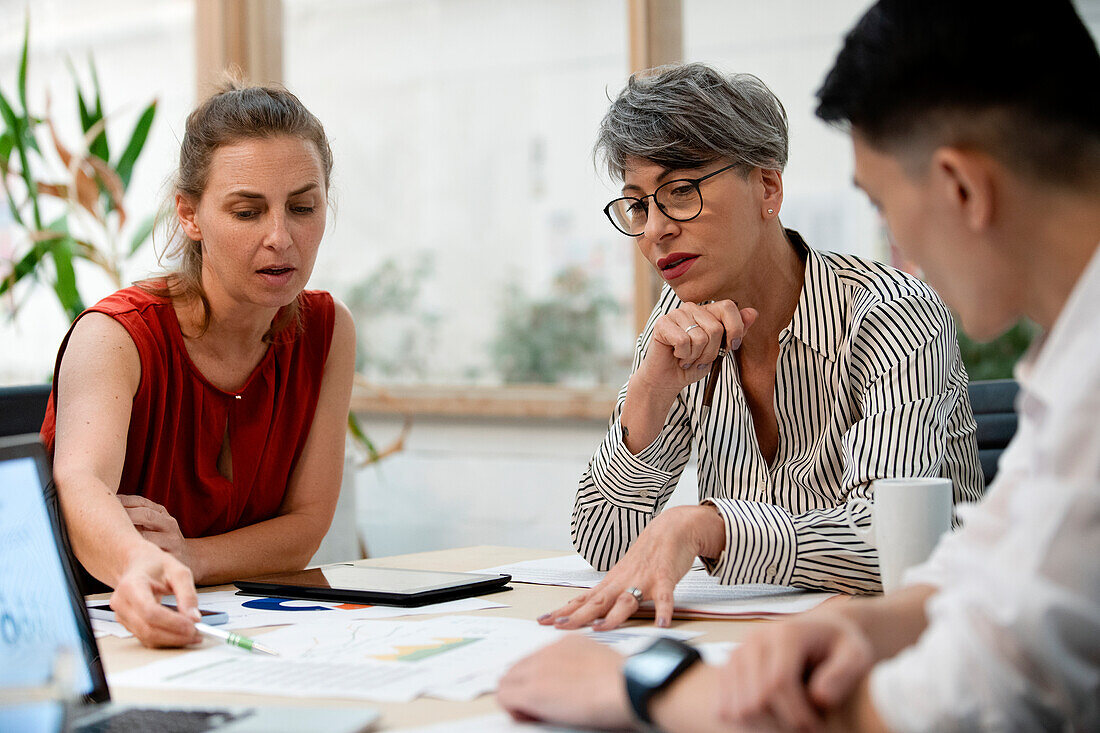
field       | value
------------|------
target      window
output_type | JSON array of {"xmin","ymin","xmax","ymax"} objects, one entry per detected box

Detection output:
[
  {"xmin": 284, "ymin": 0, "xmax": 635, "ymax": 389},
  {"xmin": 0, "ymin": 0, "xmax": 194, "ymax": 382},
  {"xmin": 683, "ymin": 0, "xmax": 885, "ymax": 262}
]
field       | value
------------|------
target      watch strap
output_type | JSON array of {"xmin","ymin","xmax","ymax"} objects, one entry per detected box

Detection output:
[{"xmin": 624, "ymin": 638, "xmax": 701, "ymax": 726}]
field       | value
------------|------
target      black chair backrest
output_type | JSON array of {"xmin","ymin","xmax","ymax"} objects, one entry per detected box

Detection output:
[
  {"xmin": 0, "ymin": 383, "xmax": 52, "ymax": 437},
  {"xmin": 967, "ymin": 379, "xmax": 1020, "ymax": 487}
]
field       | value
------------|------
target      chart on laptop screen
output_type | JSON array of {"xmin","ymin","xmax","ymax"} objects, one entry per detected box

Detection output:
[{"xmin": 0, "ymin": 455, "xmax": 94, "ymax": 695}]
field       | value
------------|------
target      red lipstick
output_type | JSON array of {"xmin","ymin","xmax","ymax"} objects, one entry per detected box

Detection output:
[{"xmin": 656, "ymin": 253, "xmax": 699, "ymax": 281}]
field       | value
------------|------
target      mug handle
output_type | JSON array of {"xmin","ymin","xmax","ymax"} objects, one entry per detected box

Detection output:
[{"xmin": 844, "ymin": 497, "xmax": 875, "ymax": 547}]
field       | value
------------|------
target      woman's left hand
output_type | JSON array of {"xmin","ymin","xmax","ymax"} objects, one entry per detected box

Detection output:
[
  {"xmin": 119, "ymin": 495, "xmax": 193, "ymax": 568},
  {"xmin": 539, "ymin": 504, "xmax": 726, "ymax": 631},
  {"xmin": 498, "ymin": 636, "xmax": 632, "ymax": 729}
]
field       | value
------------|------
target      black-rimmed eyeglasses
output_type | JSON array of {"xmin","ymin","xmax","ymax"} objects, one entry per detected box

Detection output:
[{"xmin": 603, "ymin": 163, "xmax": 740, "ymax": 237}]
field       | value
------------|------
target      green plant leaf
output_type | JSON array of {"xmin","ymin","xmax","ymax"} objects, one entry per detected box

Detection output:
[
  {"xmin": 0, "ymin": 233, "xmax": 59, "ymax": 296},
  {"xmin": 0, "ymin": 129, "xmax": 17, "ymax": 225},
  {"xmin": 17, "ymin": 15, "xmax": 29, "ymax": 115},
  {"xmin": 0, "ymin": 87, "xmax": 22, "ymax": 135},
  {"xmin": 347, "ymin": 413, "xmax": 380, "ymax": 463},
  {"xmin": 128, "ymin": 212, "xmax": 155, "ymax": 256},
  {"xmin": 0, "ymin": 85, "xmax": 41, "ymax": 229},
  {"xmin": 45, "ymin": 213, "xmax": 69, "ymax": 233},
  {"xmin": 0, "ymin": 168, "xmax": 26, "ymax": 227},
  {"xmin": 115, "ymin": 99, "xmax": 155, "ymax": 189},
  {"xmin": 49, "ymin": 235, "xmax": 84, "ymax": 320},
  {"xmin": 74, "ymin": 80, "xmax": 93, "ymax": 135},
  {"xmin": 87, "ymin": 56, "xmax": 108, "ymax": 163},
  {"xmin": 0, "ymin": 130, "xmax": 12, "ymax": 164}
]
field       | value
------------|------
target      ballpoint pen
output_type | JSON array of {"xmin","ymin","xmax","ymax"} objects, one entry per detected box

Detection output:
[
  {"xmin": 697, "ymin": 300, "xmax": 726, "ymax": 424},
  {"xmin": 195, "ymin": 622, "xmax": 280, "ymax": 656},
  {"xmin": 699, "ymin": 328, "xmax": 726, "ymax": 424}
]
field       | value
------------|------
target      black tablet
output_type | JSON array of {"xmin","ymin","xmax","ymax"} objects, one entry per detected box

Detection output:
[{"xmin": 233, "ymin": 564, "xmax": 512, "ymax": 607}]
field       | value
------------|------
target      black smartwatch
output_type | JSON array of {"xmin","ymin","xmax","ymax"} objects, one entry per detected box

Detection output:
[{"xmin": 623, "ymin": 637, "xmax": 702, "ymax": 727}]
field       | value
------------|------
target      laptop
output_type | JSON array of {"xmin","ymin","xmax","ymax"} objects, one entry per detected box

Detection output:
[{"xmin": 0, "ymin": 434, "xmax": 379, "ymax": 733}]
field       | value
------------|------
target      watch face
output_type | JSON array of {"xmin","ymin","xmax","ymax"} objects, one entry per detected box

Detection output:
[{"xmin": 628, "ymin": 638, "xmax": 696, "ymax": 687}]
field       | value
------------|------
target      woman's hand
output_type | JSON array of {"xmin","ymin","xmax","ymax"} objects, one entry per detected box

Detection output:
[
  {"xmin": 119, "ymin": 494, "xmax": 196, "ymax": 571},
  {"xmin": 635, "ymin": 300, "xmax": 757, "ymax": 396},
  {"xmin": 539, "ymin": 504, "xmax": 725, "ymax": 631},
  {"xmin": 109, "ymin": 543, "xmax": 202, "ymax": 648},
  {"xmin": 716, "ymin": 611, "xmax": 875, "ymax": 731},
  {"xmin": 497, "ymin": 636, "xmax": 632, "ymax": 729},
  {"xmin": 621, "ymin": 300, "xmax": 757, "ymax": 453}
]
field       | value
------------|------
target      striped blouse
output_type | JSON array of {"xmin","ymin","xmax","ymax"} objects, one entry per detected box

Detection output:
[{"xmin": 572, "ymin": 232, "xmax": 985, "ymax": 594}]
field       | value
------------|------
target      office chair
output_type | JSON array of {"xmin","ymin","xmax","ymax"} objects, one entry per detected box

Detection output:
[
  {"xmin": 0, "ymin": 382, "xmax": 51, "ymax": 437},
  {"xmin": 967, "ymin": 378, "xmax": 1020, "ymax": 488}
]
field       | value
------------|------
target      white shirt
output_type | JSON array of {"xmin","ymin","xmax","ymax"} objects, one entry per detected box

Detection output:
[
  {"xmin": 572, "ymin": 233, "xmax": 984, "ymax": 593},
  {"xmin": 871, "ymin": 243, "xmax": 1100, "ymax": 731}
]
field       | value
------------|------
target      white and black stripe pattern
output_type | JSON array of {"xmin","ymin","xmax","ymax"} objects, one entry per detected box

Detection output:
[{"xmin": 572, "ymin": 233, "xmax": 984, "ymax": 594}]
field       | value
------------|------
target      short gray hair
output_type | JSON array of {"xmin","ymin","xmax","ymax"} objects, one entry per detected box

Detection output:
[{"xmin": 596, "ymin": 63, "xmax": 789, "ymax": 180}]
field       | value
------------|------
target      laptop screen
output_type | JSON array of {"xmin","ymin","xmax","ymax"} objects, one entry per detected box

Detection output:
[{"xmin": 0, "ymin": 436, "xmax": 107, "ymax": 711}]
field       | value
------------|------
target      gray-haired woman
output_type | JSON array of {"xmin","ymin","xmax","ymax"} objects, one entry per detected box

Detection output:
[{"xmin": 541, "ymin": 63, "xmax": 983, "ymax": 631}]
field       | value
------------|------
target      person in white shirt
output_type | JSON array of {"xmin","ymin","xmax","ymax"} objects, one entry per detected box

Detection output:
[{"xmin": 497, "ymin": 0, "xmax": 1100, "ymax": 730}]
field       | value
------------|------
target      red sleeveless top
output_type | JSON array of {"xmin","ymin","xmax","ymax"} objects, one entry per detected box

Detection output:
[{"xmin": 41, "ymin": 286, "xmax": 335, "ymax": 538}]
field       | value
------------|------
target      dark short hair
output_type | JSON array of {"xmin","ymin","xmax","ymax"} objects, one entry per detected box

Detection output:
[
  {"xmin": 595, "ymin": 63, "xmax": 788, "ymax": 180},
  {"xmin": 816, "ymin": 0, "xmax": 1100, "ymax": 184}
]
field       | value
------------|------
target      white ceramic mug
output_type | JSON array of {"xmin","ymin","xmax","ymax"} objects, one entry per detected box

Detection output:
[{"xmin": 845, "ymin": 477, "xmax": 953, "ymax": 594}]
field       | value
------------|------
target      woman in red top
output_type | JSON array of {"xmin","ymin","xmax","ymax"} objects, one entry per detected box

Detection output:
[{"xmin": 43, "ymin": 82, "xmax": 356, "ymax": 647}]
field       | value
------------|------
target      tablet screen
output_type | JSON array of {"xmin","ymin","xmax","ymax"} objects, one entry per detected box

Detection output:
[{"xmin": 244, "ymin": 565, "xmax": 506, "ymax": 595}]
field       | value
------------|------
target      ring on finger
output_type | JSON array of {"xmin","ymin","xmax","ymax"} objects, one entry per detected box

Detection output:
[
  {"xmin": 683, "ymin": 324, "xmax": 700, "ymax": 334},
  {"xmin": 625, "ymin": 586, "xmax": 644, "ymax": 604}
]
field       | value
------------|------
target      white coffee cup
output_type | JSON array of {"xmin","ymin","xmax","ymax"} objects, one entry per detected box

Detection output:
[{"xmin": 844, "ymin": 477, "xmax": 953, "ymax": 594}]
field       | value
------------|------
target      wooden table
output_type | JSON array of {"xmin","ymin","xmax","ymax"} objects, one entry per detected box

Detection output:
[{"xmin": 95, "ymin": 546, "xmax": 763, "ymax": 730}]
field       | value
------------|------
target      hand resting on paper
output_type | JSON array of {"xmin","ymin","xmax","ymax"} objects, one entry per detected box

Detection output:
[
  {"xmin": 498, "ymin": 636, "xmax": 634, "ymax": 729},
  {"xmin": 501, "ymin": 615, "xmax": 891, "ymax": 733},
  {"xmin": 538, "ymin": 504, "xmax": 726, "ymax": 631},
  {"xmin": 499, "ymin": 635, "xmax": 730, "ymax": 732}
]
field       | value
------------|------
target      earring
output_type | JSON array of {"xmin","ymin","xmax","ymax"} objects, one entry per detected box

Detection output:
[{"xmin": 767, "ymin": 208, "xmax": 774, "ymax": 215}]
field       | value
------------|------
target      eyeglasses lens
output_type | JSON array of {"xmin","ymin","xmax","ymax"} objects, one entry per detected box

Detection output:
[{"xmin": 607, "ymin": 181, "xmax": 702, "ymax": 236}]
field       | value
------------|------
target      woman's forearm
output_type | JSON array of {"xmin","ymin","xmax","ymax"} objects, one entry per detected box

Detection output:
[
  {"xmin": 185, "ymin": 509, "xmax": 333, "ymax": 585},
  {"xmin": 57, "ymin": 476, "xmax": 157, "ymax": 587},
  {"xmin": 620, "ymin": 373, "xmax": 682, "ymax": 453}
]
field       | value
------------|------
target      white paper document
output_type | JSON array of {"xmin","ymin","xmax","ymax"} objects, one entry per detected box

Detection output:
[
  {"xmin": 475, "ymin": 554, "xmax": 609, "ymax": 588},
  {"xmin": 697, "ymin": 641, "xmax": 740, "ymax": 666},
  {"xmin": 90, "ymin": 618, "xmax": 133, "ymax": 639},
  {"xmin": 109, "ymin": 615, "xmax": 700, "ymax": 703},
  {"xmin": 401, "ymin": 712, "xmax": 592, "ymax": 732},
  {"xmin": 476, "ymin": 555, "xmax": 835, "ymax": 618},
  {"xmin": 655, "ymin": 580, "xmax": 834, "ymax": 619}
]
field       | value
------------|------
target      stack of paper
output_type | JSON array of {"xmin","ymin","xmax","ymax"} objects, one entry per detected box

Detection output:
[{"xmin": 475, "ymin": 555, "xmax": 835, "ymax": 619}]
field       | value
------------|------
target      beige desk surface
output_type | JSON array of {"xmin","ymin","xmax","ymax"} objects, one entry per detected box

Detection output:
[{"xmin": 95, "ymin": 545, "xmax": 763, "ymax": 730}]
